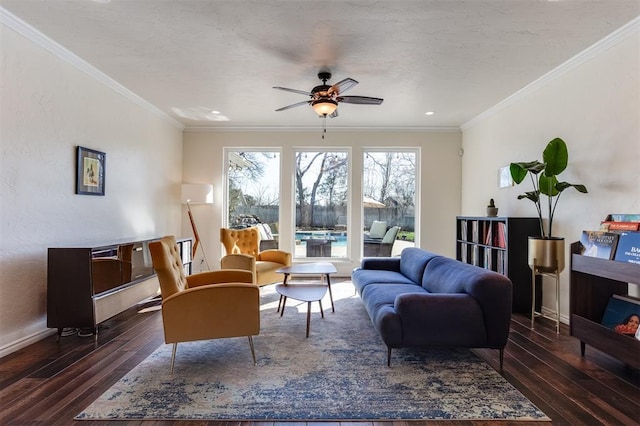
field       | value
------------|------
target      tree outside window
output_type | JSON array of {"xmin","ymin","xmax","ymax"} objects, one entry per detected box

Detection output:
[
  {"xmin": 226, "ymin": 151, "xmax": 280, "ymax": 250},
  {"xmin": 362, "ymin": 151, "xmax": 416, "ymax": 257},
  {"xmin": 295, "ymin": 150, "xmax": 348, "ymax": 259}
]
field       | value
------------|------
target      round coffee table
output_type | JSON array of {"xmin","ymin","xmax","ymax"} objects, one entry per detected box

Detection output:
[{"xmin": 275, "ymin": 283, "xmax": 327, "ymax": 338}]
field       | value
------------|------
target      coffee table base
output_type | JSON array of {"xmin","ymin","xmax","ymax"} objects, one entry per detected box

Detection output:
[{"xmin": 275, "ymin": 283, "xmax": 327, "ymax": 337}]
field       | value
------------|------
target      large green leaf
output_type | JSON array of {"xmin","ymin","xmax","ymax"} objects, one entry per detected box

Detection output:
[
  {"xmin": 510, "ymin": 161, "xmax": 544, "ymax": 184},
  {"xmin": 517, "ymin": 191, "xmax": 540, "ymax": 202},
  {"xmin": 509, "ymin": 163, "xmax": 527, "ymax": 184},
  {"xmin": 556, "ymin": 182, "xmax": 589, "ymax": 193},
  {"xmin": 539, "ymin": 174, "xmax": 559, "ymax": 197},
  {"xmin": 543, "ymin": 137, "xmax": 568, "ymax": 176}
]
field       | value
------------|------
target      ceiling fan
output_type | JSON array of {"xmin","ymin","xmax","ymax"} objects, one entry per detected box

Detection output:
[{"xmin": 273, "ymin": 71, "xmax": 384, "ymax": 118}]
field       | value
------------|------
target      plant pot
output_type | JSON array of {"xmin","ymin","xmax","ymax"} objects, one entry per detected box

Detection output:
[
  {"xmin": 528, "ymin": 237, "xmax": 565, "ymax": 273},
  {"xmin": 486, "ymin": 207, "xmax": 498, "ymax": 217}
]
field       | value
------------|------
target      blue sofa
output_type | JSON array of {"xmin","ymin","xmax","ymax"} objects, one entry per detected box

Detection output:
[{"xmin": 352, "ymin": 247, "xmax": 512, "ymax": 367}]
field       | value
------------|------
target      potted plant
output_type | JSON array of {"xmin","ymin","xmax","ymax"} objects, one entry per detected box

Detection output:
[
  {"xmin": 487, "ymin": 198, "xmax": 498, "ymax": 217},
  {"xmin": 510, "ymin": 137, "xmax": 588, "ymax": 272}
]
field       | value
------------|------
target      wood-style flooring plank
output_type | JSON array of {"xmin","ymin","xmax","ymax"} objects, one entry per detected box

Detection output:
[{"xmin": 1, "ymin": 294, "xmax": 639, "ymax": 425}]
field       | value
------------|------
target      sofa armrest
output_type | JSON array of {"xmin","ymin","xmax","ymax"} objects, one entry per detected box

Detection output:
[
  {"xmin": 422, "ymin": 258, "xmax": 513, "ymax": 348},
  {"xmin": 221, "ymin": 254, "xmax": 257, "ymax": 274},
  {"xmin": 359, "ymin": 257, "xmax": 401, "ymax": 272},
  {"xmin": 463, "ymin": 273, "xmax": 512, "ymax": 347},
  {"xmin": 257, "ymin": 249, "xmax": 291, "ymax": 266},
  {"xmin": 394, "ymin": 293, "xmax": 489, "ymax": 346},
  {"xmin": 186, "ymin": 269, "xmax": 254, "ymax": 288}
]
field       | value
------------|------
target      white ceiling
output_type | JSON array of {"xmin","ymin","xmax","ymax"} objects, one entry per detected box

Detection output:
[{"xmin": 1, "ymin": 0, "xmax": 639, "ymax": 130}]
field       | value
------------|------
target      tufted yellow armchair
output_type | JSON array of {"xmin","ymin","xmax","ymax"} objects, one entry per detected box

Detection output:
[
  {"xmin": 220, "ymin": 227, "xmax": 291, "ymax": 286},
  {"xmin": 149, "ymin": 236, "xmax": 260, "ymax": 374}
]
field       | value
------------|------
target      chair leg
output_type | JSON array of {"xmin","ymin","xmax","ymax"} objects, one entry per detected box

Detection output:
[
  {"xmin": 170, "ymin": 343, "xmax": 178, "ymax": 375},
  {"xmin": 387, "ymin": 346, "xmax": 392, "ymax": 367},
  {"xmin": 499, "ymin": 348, "xmax": 504, "ymax": 371},
  {"xmin": 248, "ymin": 336, "xmax": 257, "ymax": 365}
]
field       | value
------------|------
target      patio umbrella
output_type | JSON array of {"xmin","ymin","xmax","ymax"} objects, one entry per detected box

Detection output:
[{"xmin": 363, "ymin": 196, "xmax": 385, "ymax": 208}]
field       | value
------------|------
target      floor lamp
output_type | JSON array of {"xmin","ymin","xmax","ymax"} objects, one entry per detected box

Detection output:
[{"xmin": 181, "ymin": 183, "xmax": 213, "ymax": 271}]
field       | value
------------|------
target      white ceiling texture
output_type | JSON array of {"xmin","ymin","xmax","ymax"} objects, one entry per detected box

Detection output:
[{"xmin": 1, "ymin": 0, "xmax": 639, "ymax": 130}]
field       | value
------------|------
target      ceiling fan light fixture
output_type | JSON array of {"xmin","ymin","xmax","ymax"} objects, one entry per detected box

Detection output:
[{"xmin": 312, "ymin": 99, "xmax": 337, "ymax": 116}]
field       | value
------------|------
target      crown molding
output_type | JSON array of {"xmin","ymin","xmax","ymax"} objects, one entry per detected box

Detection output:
[
  {"xmin": 0, "ymin": 7, "xmax": 184, "ymax": 131},
  {"xmin": 461, "ymin": 16, "xmax": 640, "ymax": 131},
  {"xmin": 184, "ymin": 126, "xmax": 461, "ymax": 133}
]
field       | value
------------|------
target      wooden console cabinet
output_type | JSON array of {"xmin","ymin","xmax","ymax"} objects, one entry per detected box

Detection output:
[
  {"xmin": 47, "ymin": 237, "xmax": 192, "ymax": 338},
  {"xmin": 569, "ymin": 241, "xmax": 640, "ymax": 368}
]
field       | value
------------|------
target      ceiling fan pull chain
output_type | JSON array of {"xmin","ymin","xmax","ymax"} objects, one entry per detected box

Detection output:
[{"xmin": 322, "ymin": 115, "xmax": 327, "ymax": 139}]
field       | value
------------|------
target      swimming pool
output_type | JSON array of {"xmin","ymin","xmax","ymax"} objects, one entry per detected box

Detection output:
[{"xmin": 295, "ymin": 231, "xmax": 347, "ymax": 246}]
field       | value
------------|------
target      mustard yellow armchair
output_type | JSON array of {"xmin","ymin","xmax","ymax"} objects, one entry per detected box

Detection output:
[
  {"xmin": 220, "ymin": 227, "xmax": 291, "ymax": 286},
  {"xmin": 149, "ymin": 236, "xmax": 259, "ymax": 374}
]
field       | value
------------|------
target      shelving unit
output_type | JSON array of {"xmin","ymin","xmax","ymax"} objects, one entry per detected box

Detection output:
[
  {"xmin": 569, "ymin": 241, "xmax": 640, "ymax": 368},
  {"xmin": 456, "ymin": 216, "xmax": 540, "ymax": 313},
  {"xmin": 47, "ymin": 237, "xmax": 192, "ymax": 339}
]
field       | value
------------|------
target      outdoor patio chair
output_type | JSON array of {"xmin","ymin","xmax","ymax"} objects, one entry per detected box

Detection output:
[{"xmin": 364, "ymin": 226, "xmax": 401, "ymax": 257}]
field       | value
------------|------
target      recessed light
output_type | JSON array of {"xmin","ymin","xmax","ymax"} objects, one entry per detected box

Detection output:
[
  {"xmin": 425, "ymin": 111, "xmax": 434, "ymax": 116},
  {"xmin": 91, "ymin": 0, "xmax": 111, "ymax": 3},
  {"xmin": 211, "ymin": 110, "xmax": 220, "ymax": 114}
]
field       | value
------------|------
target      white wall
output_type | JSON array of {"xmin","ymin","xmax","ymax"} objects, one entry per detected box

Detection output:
[
  {"xmin": 0, "ymin": 23, "xmax": 184, "ymax": 356},
  {"xmin": 461, "ymin": 27, "xmax": 640, "ymax": 320},
  {"xmin": 182, "ymin": 130, "xmax": 462, "ymax": 275}
]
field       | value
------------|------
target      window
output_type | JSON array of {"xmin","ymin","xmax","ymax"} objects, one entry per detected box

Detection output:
[
  {"xmin": 225, "ymin": 150, "xmax": 280, "ymax": 250},
  {"xmin": 362, "ymin": 150, "xmax": 417, "ymax": 257},
  {"xmin": 295, "ymin": 150, "xmax": 349, "ymax": 259}
]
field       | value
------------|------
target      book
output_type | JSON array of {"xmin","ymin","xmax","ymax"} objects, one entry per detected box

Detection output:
[
  {"xmin": 600, "ymin": 295, "xmax": 640, "ymax": 338},
  {"xmin": 494, "ymin": 222, "xmax": 507, "ymax": 248},
  {"xmin": 605, "ymin": 214, "xmax": 640, "ymax": 222},
  {"xmin": 578, "ymin": 230, "xmax": 619, "ymax": 260},
  {"xmin": 484, "ymin": 224, "xmax": 493, "ymax": 246},
  {"xmin": 613, "ymin": 231, "xmax": 640, "ymax": 265},
  {"xmin": 600, "ymin": 221, "xmax": 640, "ymax": 231},
  {"xmin": 471, "ymin": 221, "xmax": 479, "ymax": 243}
]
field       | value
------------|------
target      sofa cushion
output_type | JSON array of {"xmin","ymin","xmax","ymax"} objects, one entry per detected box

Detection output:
[
  {"xmin": 399, "ymin": 248, "xmax": 441, "ymax": 285},
  {"xmin": 352, "ymin": 269, "xmax": 418, "ymax": 294}
]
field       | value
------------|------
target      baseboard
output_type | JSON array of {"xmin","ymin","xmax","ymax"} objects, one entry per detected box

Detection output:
[
  {"xmin": 540, "ymin": 306, "xmax": 570, "ymax": 325},
  {"xmin": 0, "ymin": 327, "xmax": 56, "ymax": 359}
]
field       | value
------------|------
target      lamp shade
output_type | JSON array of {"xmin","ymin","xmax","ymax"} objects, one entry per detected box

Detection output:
[
  {"xmin": 181, "ymin": 183, "xmax": 213, "ymax": 204},
  {"xmin": 312, "ymin": 99, "xmax": 337, "ymax": 116}
]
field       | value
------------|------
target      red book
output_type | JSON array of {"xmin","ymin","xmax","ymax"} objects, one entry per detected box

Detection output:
[
  {"xmin": 600, "ymin": 221, "xmax": 640, "ymax": 231},
  {"xmin": 494, "ymin": 222, "xmax": 507, "ymax": 248}
]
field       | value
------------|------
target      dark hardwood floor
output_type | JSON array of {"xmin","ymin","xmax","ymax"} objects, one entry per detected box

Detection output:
[{"xmin": 1, "ymin": 283, "xmax": 639, "ymax": 426}]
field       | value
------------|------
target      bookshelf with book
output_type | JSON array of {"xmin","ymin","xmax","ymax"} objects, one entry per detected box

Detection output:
[
  {"xmin": 569, "ymin": 241, "xmax": 640, "ymax": 368},
  {"xmin": 456, "ymin": 216, "xmax": 540, "ymax": 313}
]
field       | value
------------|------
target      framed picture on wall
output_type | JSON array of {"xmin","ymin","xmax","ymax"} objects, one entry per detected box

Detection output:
[
  {"xmin": 76, "ymin": 146, "xmax": 106, "ymax": 196},
  {"xmin": 498, "ymin": 165, "xmax": 514, "ymax": 188}
]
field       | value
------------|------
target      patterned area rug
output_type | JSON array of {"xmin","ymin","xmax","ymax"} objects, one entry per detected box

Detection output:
[{"xmin": 77, "ymin": 281, "xmax": 549, "ymax": 421}]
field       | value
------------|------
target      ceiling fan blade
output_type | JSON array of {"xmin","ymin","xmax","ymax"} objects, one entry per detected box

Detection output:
[
  {"xmin": 337, "ymin": 96, "xmax": 384, "ymax": 105},
  {"xmin": 275, "ymin": 100, "xmax": 311, "ymax": 112},
  {"xmin": 273, "ymin": 86, "xmax": 313, "ymax": 96},
  {"xmin": 329, "ymin": 78, "xmax": 358, "ymax": 95}
]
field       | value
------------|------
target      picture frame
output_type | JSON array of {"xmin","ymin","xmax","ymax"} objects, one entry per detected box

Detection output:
[
  {"xmin": 498, "ymin": 165, "xmax": 514, "ymax": 188},
  {"xmin": 76, "ymin": 146, "xmax": 105, "ymax": 196}
]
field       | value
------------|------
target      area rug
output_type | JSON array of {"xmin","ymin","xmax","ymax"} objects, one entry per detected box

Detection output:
[{"xmin": 76, "ymin": 281, "xmax": 549, "ymax": 421}]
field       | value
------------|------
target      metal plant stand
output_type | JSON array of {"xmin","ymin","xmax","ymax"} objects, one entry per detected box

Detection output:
[{"xmin": 530, "ymin": 262, "xmax": 561, "ymax": 334}]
